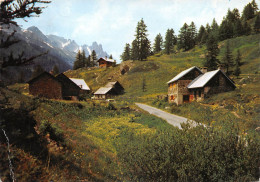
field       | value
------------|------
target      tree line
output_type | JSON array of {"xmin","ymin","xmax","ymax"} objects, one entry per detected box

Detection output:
[{"xmin": 121, "ymin": 0, "xmax": 259, "ymax": 63}]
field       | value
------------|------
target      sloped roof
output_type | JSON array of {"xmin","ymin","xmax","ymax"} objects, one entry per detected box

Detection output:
[
  {"xmin": 94, "ymin": 87, "xmax": 113, "ymax": 95},
  {"xmin": 105, "ymin": 81, "xmax": 117, "ymax": 87},
  {"xmin": 27, "ymin": 71, "xmax": 60, "ymax": 84},
  {"xmin": 97, "ymin": 57, "xmax": 116, "ymax": 63},
  {"xmin": 69, "ymin": 78, "xmax": 90, "ymax": 90},
  {"xmin": 167, "ymin": 66, "xmax": 201, "ymax": 84},
  {"xmin": 187, "ymin": 70, "xmax": 236, "ymax": 89}
]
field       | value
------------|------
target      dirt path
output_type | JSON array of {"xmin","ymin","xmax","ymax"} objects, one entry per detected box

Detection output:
[{"xmin": 135, "ymin": 103, "xmax": 196, "ymax": 129}]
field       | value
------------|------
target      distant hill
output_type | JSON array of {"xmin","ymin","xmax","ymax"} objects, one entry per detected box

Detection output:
[{"xmin": 1, "ymin": 25, "xmax": 109, "ymax": 84}]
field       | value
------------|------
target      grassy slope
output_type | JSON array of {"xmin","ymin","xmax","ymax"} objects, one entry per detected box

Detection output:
[{"xmin": 65, "ymin": 34, "xmax": 260, "ymax": 99}]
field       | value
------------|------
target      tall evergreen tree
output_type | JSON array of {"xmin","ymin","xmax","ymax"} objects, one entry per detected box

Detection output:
[
  {"xmin": 132, "ymin": 18, "xmax": 151, "ymax": 61},
  {"xmin": 204, "ymin": 33, "xmax": 219, "ymax": 70},
  {"xmin": 189, "ymin": 21, "xmax": 197, "ymax": 48},
  {"xmin": 109, "ymin": 54, "xmax": 113, "ymax": 59},
  {"xmin": 164, "ymin": 29, "xmax": 176, "ymax": 54},
  {"xmin": 142, "ymin": 76, "xmax": 146, "ymax": 92},
  {"xmin": 153, "ymin": 33, "xmax": 163, "ymax": 53},
  {"xmin": 221, "ymin": 40, "xmax": 233, "ymax": 75},
  {"xmin": 251, "ymin": 0, "xmax": 259, "ymax": 15},
  {"xmin": 254, "ymin": 14, "xmax": 260, "ymax": 33},
  {"xmin": 242, "ymin": 2, "xmax": 255, "ymax": 21},
  {"xmin": 242, "ymin": 21, "xmax": 251, "ymax": 35},
  {"xmin": 131, "ymin": 39, "xmax": 139, "ymax": 60},
  {"xmin": 235, "ymin": 49, "xmax": 242, "ymax": 66},
  {"xmin": 197, "ymin": 25, "xmax": 206, "ymax": 44},
  {"xmin": 91, "ymin": 50, "xmax": 97, "ymax": 66},
  {"xmin": 121, "ymin": 43, "xmax": 131, "ymax": 61},
  {"xmin": 233, "ymin": 18, "xmax": 244, "ymax": 37},
  {"xmin": 73, "ymin": 50, "xmax": 82, "ymax": 70},
  {"xmin": 81, "ymin": 50, "xmax": 87, "ymax": 68},
  {"xmin": 178, "ymin": 23, "xmax": 190, "ymax": 51}
]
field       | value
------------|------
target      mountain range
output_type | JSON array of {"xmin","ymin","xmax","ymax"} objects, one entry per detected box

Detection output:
[{"xmin": 1, "ymin": 25, "xmax": 109, "ymax": 83}]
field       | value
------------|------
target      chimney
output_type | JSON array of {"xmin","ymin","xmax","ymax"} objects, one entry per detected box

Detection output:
[
  {"xmin": 218, "ymin": 64, "xmax": 227, "ymax": 73},
  {"xmin": 200, "ymin": 67, "xmax": 208, "ymax": 74}
]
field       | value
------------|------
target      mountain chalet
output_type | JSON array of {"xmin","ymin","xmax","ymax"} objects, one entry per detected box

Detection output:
[{"xmin": 167, "ymin": 66, "xmax": 236, "ymax": 105}]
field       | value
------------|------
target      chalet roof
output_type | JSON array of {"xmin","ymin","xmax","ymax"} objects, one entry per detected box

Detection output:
[
  {"xmin": 97, "ymin": 57, "xmax": 116, "ymax": 63},
  {"xmin": 94, "ymin": 87, "xmax": 113, "ymax": 95},
  {"xmin": 27, "ymin": 71, "xmax": 59, "ymax": 84},
  {"xmin": 167, "ymin": 66, "xmax": 201, "ymax": 84},
  {"xmin": 187, "ymin": 70, "xmax": 236, "ymax": 89},
  {"xmin": 69, "ymin": 78, "xmax": 90, "ymax": 90},
  {"xmin": 105, "ymin": 81, "xmax": 117, "ymax": 87}
]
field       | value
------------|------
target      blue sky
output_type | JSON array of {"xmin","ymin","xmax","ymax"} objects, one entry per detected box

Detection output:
[{"xmin": 16, "ymin": 0, "xmax": 254, "ymax": 61}]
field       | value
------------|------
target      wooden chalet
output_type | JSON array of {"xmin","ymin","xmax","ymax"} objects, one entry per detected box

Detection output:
[
  {"xmin": 167, "ymin": 66, "xmax": 236, "ymax": 105},
  {"xmin": 94, "ymin": 81, "xmax": 124, "ymax": 99},
  {"xmin": 97, "ymin": 57, "xmax": 116, "ymax": 68},
  {"xmin": 28, "ymin": 72, "xmax": 65, "ymax": 99},
  {"xmin": 28, "ymin": 72, "xmax": 90, "ymax": 100}
]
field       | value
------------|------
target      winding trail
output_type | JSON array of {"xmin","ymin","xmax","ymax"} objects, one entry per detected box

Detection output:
[{"xmin": 135, "ymin": 103, "xmax": 195, "ymax": 129}]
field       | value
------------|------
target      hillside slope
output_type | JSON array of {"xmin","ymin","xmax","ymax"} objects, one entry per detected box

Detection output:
[{"xmin": 65, "ymin": 34, "xmax": 260, "ymax": 98}]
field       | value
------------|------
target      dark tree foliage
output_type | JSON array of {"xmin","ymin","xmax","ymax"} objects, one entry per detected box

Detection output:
[
  {"xmin": 153, "ymin": 33, "xmax": 163, "ymax": 53},
  {"xmin": 73, "ymin": 50, "xmax": 82, "ymax": 70},
  {"xmin": 0, "ymin": 0, "xmax": 51, "ymax": 70},
  {"xmin": 189, "ymin": 21, "xmax": 197, "ymax": 48},
  {"xmin": 91, "ymin": 50, "xmax": 97, "ymax": 66},
  {"xmin": 121, "ymin": 43, "xmax": 131, "ymax": 61},
  {"xmin": 204, "ymin": 33, "xmax": 219, "ymax": 70},
  {"xmin": 235, "ymin": 49, "xmax": 242, "ymax": 66},
  {"xmin": 221, "ymin": 40, "xmax": 233, "ymax": 75},
  {"xmin": 242, "ymin": 1, "xmax": 255, "ymax": 21},
  {"xmin": 177, "ymin": 23, "xmax": 190, "ymax": 51},
  {"xmin": 254, "ymin": 14, "xmax": 260, "ymax": 33},
  {"xmin": 81, "ymin": 50, "xmax": 87, "ymax": 68},
  {"xmin": 131, "ymin": 18, "xmax": 151, "ymax": 61},
  {"xmin": 109, "ymin": 54, "xmax": 113, "ymax": 59},
  {"xmin": 142, "ymin": 76, "xmax": 146, "ymax": 92},
  {"xmin": 197, "ymin": 25, "xmax": 206, "ymax": 44},
  {"xmin": 164, "ymin": 29, "xmax": 176, "ymax": 54}
]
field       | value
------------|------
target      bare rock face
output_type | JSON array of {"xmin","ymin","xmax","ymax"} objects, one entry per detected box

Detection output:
[{"xmin": 120, "ymin": 64, "xmax": 130, "ymax": 75}]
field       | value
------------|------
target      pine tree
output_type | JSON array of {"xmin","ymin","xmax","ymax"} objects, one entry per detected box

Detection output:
[
  {"xmin": 197, "ymin": 25, "xmax": 206, "ymax": 44},
  {"xmin": 219, "ymin": 18, "xmax": 233, "ymax": 40},
  {"xmin": 73, "ymin": 50, "xmax": 82, "ymax": 70},
  {"xmin": 164, "ymin": 29, "xmax": 176, "ymax": 54},
  {"xmin": 204, "ymin": 33, "xmax": 219, "ymax": 70},
  {"xmin": 189, "ymin": 21, "xmax": 197, "ymax": 48},
  {"xmin": 251, "ymin": 0, "xmax": 259, "ymax": 15},
  {"xmin": 142, "ymin": 76, "xmax": 146, "ymax": 92},
  {"xmin": 153, "ymin": 33, "xmax": 163, "ymax": 53},
  {"xmin": 32, "ymin": 65, "xmax": 44, "ymax": 78},
  {"xmin": 233, "ymin": 19, "xmax": 244, "ymax": 37},
  {"xmin": 254, "ymin": 14, "xmax": 260, "ymax": 33},
  {"xmin": 121, "ymin": 43, "xmax": 131, "ymax": 61},
  {"xmin": 178, "ymin": 23, "xmax": 190, "ymax": 51},
  {"xmin": 52, "ymin": 65, "xmax": 59, "ymax": 75},
  {"xmin": 109, "ymin": 54, "xmax": 113, "ymax": 59},
  {"xmin": 91, "ymin": 50, "xmax": 97, "ymax": 66},
  {"xmin": 86, "ymin": 55, "xmax": 91, "ymax": 67},
  {"xmin": 242, "ymin": 21, "xmax": 251, "ymax": 35},
  {"xmin": 235, "ymin": 49, "xmax": 242, "ymax": 66},
  {"xmin": 221, "ymin": 40, "xmax": 233, "ymax": 75},
  {"xmin": 242, "ymin": 2, "xmax": 255, "ymax": 21},
  {"xmin": 82, "ymin": 50, "xmax": 87, "ymax": 68},
  {"xmin": 131, "ymin": 19, "xmax": 151, "ymax": 61}
]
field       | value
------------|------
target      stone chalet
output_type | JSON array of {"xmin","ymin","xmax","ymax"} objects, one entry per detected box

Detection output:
[
  {"xmin": 167, "ymin": 66, "xmax": 236, "ymax": 105},
  {"xmin": 94, "ymin": 81, "xmax": 124, "ymax": 99},
  {"xmin": 97, "ymin": 57, "xmax": 116, "ymax": 68}
]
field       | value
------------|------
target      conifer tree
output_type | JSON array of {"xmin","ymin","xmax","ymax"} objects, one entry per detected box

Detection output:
[
  {"xmin": 242, "ymin": 2, "xmax": 255, "ymax": 21},
  {"xmin": 73, "ymin": 50, "xmax": 82, "ymax": 70},
  {"xmin": 121, "ymin": 43, "xmax": 131, "ymax": 61},
  {"xmin": 131, "ymin": 19, "xmax": 151, "ymax": 61},
  {"xmin": 242, "ymin": 21, "xmax": 251, "ymax": 35},
  {"xmin": 235, "ymin": 49, "xmax": 242, "ymax": 66},
  {"xmin": 204, "ymin": 33, "xmax": 219, "ymax": 70},
  {"xmin": 221, "ymin": 40, "xmax": 233, "ymax": 75},
  {"xmin": 254, "ymin": 14, "xmax": 260, "ymax": 33},
  {"xmin": 153, "ymin": 33, "xmax": 163, "ymax": 53},
  {"xmin": 142, "ymin": 76, "xmax": 146, "ymax": 92},
  {"xmin": 52, "ymin": 65, "xmax": 59, "ymax": 76},
  {"xmin": 197, "ymin": 25, "xmax": 206, "ymax": 44},
  {"xmin": 164, "ymin": 29, "xmax": 176, "ymax": 54},
  {"xmin": 234, "ymin": 51, "xmax": 241, "ymax": 78},
  {"xmin": 189, "ymin": 21, "xmax": 197, "ymax": 48},
  {"xmin": 82, "ymin": 50, "xmax": 87, "ymax": 68},
  {"xmin": 91, "ymin": 50, "xmax": 97, "ymax": 66},
  {"xmin": 251, "ymin": 0, "xmax": 259, "ymax": 15},
  {"xmin": 109, "ymin": 54, "xmax": 113, "ymax": 59},
  {"xmin": 178, "ymin": 23, "xmax": 190, "ymax": 51}
]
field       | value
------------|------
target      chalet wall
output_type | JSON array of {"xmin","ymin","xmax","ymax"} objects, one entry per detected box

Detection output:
[{"xmin": 29, "ymin": 74, "xmax": 62, "ymax": 99}]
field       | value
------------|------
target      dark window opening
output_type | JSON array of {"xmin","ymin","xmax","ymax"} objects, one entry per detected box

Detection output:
[
  {"xmin": 183, "ymin": 95, "xmax": 189, "ymax": 102},
  {"xmin": 198, "ymin": 90, "xmax": 201, "ymax": 97}
]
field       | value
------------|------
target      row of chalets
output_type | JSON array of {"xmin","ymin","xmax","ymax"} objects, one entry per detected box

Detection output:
[{"xmin": 27, "ymin": 71, "xmax": 124, "ymax": 100}]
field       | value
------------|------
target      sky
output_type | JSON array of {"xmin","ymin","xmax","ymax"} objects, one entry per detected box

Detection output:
[{"xmin": 16, "ymin": 0, "xmax": 255, "ymax": 62}]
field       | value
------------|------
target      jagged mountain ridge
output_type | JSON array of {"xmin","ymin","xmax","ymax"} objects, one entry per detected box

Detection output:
[{"xmin": 1, "ymin": 25, "xmax": 109, "ymax": 84}]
